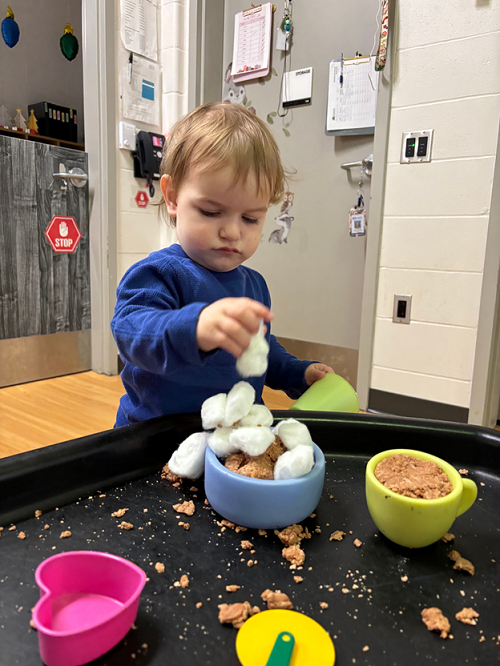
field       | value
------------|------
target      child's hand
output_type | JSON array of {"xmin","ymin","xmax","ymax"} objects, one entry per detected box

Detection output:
[
  {"xmin": 305, "ymin": 363, "xmax": 335, "ymax": 386},
  {"xmin": 197, "ymin": 298, "xmax": 273, "ymax": 358}
]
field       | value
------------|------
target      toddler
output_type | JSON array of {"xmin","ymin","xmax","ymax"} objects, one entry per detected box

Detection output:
[{"xmin": 111, "ymin": 103, "xmax": 333, "ymax": 426}]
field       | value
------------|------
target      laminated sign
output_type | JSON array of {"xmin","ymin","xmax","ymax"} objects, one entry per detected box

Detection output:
[{"xmin": 45, "ymin": 216, "xmax": 82, "ymax": 253}]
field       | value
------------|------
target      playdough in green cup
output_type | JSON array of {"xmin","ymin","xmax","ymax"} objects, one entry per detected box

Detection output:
[{"xmin": 290, "ymin": 373, "xmax": 359, "ymax": 413}]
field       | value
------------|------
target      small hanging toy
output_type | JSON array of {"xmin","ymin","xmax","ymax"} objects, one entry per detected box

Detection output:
[
  {"xmin": 60, "ymin": 22, "xmax": 79, "ymax": 61},
  {"xmin": 2, "ymin": 6, "xmax": 20, "ymax": 48}
]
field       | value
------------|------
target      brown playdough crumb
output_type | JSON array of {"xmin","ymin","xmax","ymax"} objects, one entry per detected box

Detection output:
[
  {"xmin": 60, "ymin": 531, "xmax": 71, "ymax": 538},
  {"xmin": 261, "ymin": 589, "xmax": 293, "ymax": 610},
  {"xmin": 282, "ymin": 544, "xmax": 305, "ymax": 566},
  {"xmin": 320, "ymin": 602, "xmax": 329, "ymax": 609},
  {"xmin": 161, "ymin": 463, "xmax": 182, "ymax": 484},
  {"xmin": 329, "ymin": 530, "xmax": 346, "ymax": 542},
  {"xmin": 354, "ymin": 539, "xmax": 362, "ymax": 548},
  {"xmin": 155, "ymin": 563, "xmax": 165, "ymax": 573},
  {"xmin": 18, "ymin": 532, "xmax": 26, "ymax": 540},
  {"xmin": 30, "ymin": 619, "xmax": 36, "ymax": 630},
  {"xmin": 293, "ymin": 576, "xmax": 303, "ymax": 583},
  {"xmin": 8, "ymin": 525, "xmax": 16, "ymax": 531},
  {"xmin": 225, "ymin": 453, "xmax": 247, "ymax": 473},
  {"xmin": 183, "ymin": 523, "xmax": 190, "ymax": 531},
  {"xmin": 275, "ymin": 524, "xmax": 304, "ymax": 546},
  {"xmin": 455, "ymin": 608, "xmax": 479, "ymax": 625},
  {"xmin": 229, "ymin": 437, "xmax": 287, "ymax": 480},
  {"xmin": 375, "ymin": 454, "xmax": 453, "ymax": 499},
  {"xmin": 180, "ymin": 574, "xmax": 189, "ymax": 588},
  {"xmin": 421, "ymin": 607, "xmax": 451, "ymax": 639},
  {"xmin": 258, "ymin": 529, "xmax": 267, "ymax": 536},
  {"xmin": 247, "ymin": 560, "xmax": 254, "ymax": 568},
  {"xmin": 448, "ymin": 550, "xmax": 475, "ymax": 575},
  {"xmin": 362, "ymin": 646, "xmax": 370, "ymax": 652},
  {"xmin": 173, "ymin": 501, "xmax": 195, "ymax": 517},
  {"xmin": 118, "ymin": 522, "xmax": 133, "ymax": 530},
  {"xmin": 43, "ymin": 524, "xmax": 49, "ymax": 530},
  {"xmin": 218, "ymin": 601, "xmax": 260, "ymax": 628},
  {"xmin": 441, "ymin": 533, "xmax": 455, "ymax": 543},
  {"xmin": 241, "ymin": 540, "xmax": 253, "ymax": 550},
  {"xmin": 196, "ymin": 602, "xmax": 203, "ymax": 609},
  {"xmin": 111, "ymin": 508, "xmax": 129, "ymax": 518},
  {"xmin": 35, "ymin": 510, "xmax": 42, "ymax": 518},
  {"xmin": 459, "ymin": 469, "xmax": 468, "ymax": 476},
  {"xmin": 226, "ymin": 585, "xmax": 241, "ymax": 592}
]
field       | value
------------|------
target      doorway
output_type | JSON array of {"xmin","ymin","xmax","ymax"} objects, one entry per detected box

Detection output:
[{"xmin": 190, "ymin": 0, "xmax": 381, "ymax": 388}]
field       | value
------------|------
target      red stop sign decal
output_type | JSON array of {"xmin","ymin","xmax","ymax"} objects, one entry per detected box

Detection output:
[
  {"xmin": 45, "ymin": 216, "xmax": 82, "ymax": 254},
  {"xmin": 135, "ymin": 191, "xmax": 149, "ymax": 208}
]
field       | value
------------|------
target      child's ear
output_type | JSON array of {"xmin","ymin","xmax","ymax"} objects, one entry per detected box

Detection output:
[{"xmin": 161, "ymin": 175, "xmax": 177, "ymax": 217}]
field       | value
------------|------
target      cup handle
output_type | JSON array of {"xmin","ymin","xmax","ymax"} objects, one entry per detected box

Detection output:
[{"xmin": 456, "ymin": 478, "xmax": 478, "ymax": 517}]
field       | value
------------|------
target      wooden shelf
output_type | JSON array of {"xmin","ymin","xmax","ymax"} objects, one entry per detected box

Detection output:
[{"xmin": 0, "ymin": 125, "xmax": 85, "ymax": 151}]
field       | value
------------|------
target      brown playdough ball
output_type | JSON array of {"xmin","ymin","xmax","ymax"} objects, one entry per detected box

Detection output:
[
  {"xmin": 261, "ymin": 589, "xmax": 293, "ymax": 610},
  {"xmin": 421, "ymin": 607, "xmax": 451, "ymax": 639}
]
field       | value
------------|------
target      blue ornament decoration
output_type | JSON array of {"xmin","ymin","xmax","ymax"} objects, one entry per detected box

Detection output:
[{"xmin": 2, "ymin": 6, "xmax": 20, "ymax": 49}]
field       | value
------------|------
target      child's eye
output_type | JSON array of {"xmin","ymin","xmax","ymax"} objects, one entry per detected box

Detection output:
[
  {"xmin": 242, "ymin": 216, "xmax": 259, "ymax": 225},
  {"xmin": 200, "ymin": 209, "xmax": 220, "ymax": 217}
]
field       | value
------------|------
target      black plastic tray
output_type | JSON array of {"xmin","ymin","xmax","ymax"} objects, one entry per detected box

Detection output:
[{"xmin": 0, "ymin": 412, "xmax": 498, "ymax": 666}]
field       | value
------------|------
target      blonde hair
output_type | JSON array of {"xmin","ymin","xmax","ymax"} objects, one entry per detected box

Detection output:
[{"xmin": 160, "ymin": 102, "xmax": 288, "ymax": 225}]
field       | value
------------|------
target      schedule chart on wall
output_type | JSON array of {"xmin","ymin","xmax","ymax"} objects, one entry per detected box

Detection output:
[
  {"xmin": 326, "ymin": 56, "xmax": 379, "ymax": 134},
  {"xmin": 231, "ymin": 3, "xmax": 272, "ymax": 83}
]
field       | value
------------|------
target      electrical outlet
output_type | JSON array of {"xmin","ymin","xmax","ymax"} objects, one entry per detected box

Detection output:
[
  {"xmin": 400, "ymin": 130, "xmax": 434, "ymax": 163},
  {"xmin": 393, "ymin": 295, "xmax": 412, "ymax": 324}
]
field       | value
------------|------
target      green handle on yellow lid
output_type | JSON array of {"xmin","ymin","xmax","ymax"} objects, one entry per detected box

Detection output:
[{"xmin": 265, "ymin": 631, "xmax": 295, "ymax": 666}]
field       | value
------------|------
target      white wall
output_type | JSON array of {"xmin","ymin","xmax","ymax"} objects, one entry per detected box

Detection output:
[
  {"xmin": 115, "ymin": 0, "xmax": 185, "ymax": 283},
  {"xmin": 371, "ymin": 0, "xmax": 500, "ymax": 408},
  {"xmin": 0, "ymin": 0, "xmax": 84, "ymax": 143}
]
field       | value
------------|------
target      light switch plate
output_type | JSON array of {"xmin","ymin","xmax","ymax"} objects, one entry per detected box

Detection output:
[
  {"xmin": 393, "ymin": 294, "xmax": 412, "ymax": 324},
  {"xmin": 400, "ymin": 130, "xmax": 434, "ymax": 163}
]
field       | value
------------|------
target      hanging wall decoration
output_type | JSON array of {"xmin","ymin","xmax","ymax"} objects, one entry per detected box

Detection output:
[
  {"xmin": 2, "ymin": 6, "xmax": 20, "ymax": 48},
  {"xmin": 60, "ymin": 23, "xmax": 79, "ymax": 61}
]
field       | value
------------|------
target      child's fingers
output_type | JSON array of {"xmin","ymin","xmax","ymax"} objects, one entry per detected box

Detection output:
[
  {"xmin": 224, "ymin": 300, "xmax": 273, "ymax": 334},
  {"xmin": 218, "ymin": 317, "xmax": 252, "ymax": 355}
]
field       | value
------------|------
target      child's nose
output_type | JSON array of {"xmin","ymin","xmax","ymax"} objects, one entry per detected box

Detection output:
[{"xmin": 219, "ymin": 218, "xmax": 241, "ymax": 241}]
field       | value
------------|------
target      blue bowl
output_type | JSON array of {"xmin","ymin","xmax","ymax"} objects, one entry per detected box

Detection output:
[{"xmin": 204, "ymin": 443, "xmax": 325, "ymax": 530}]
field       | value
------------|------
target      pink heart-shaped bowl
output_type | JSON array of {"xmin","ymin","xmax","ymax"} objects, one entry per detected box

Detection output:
[{"xmin": 33, "ymin": 551, "xmax": 147, "ymax": 666}]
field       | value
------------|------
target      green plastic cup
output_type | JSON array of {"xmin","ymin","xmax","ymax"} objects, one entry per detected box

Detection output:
[{"xmin": 290, "ymin": 373, "xmax": 359, "ymax": 413}]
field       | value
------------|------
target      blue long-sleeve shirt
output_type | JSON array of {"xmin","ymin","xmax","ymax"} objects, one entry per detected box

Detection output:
[{"xmin": 111, "ymin": 244, "xmax": 313, "ymax": 426}]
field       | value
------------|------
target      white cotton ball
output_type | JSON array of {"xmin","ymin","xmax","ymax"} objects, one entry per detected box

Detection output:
[
  {"xmin": 229, "ymin": 426, "xmax": 275, "ymax": 457},
  {"xmin": 274, "ymin": 418, "xmax": 313, "ymax": 450},
  {"xmin": 274, "ymin": 444, "xmax": 315, "ymax": 480},
  {"xmin": 201, "ymin": 393, "xmax": 227, "ymax": 430},
  {"xmin": 224, "ymin": 381, "xmax": 255, "ymax": 426},
  {"xmin": 238, "ymin": 404, "xmax": 274, "ymax": 428},
  {"xmin": 168, "ymin": 432, "xmax": 209, "ymax": 479},
  {"xmin": 208, "ymin": 427, "xmax": 240, "ymax": 458},
  {"xmin": 236, "ymin": 322, "xmax": 269, "ymax": 378}
]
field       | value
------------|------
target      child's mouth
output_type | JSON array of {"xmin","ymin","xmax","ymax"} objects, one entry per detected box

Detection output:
[{"xmin": 216, "ymin": 247, "xmax": 240, "ymax": 254}]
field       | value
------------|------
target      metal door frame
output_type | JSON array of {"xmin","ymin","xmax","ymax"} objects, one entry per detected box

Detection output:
[{"xmin": 82, "ymin": 0, "xmax": 118, "ymax": 375}]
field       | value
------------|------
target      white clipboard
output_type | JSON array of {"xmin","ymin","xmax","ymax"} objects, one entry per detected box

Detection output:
[{"xmin": 326, "ymin": 56, "xmax": 379, "ymax": 135}]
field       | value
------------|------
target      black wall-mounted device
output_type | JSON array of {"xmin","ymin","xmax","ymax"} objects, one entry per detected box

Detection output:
[{"xmin": 133, "ymin": 130, "xmax": 165, "ymax": 197}]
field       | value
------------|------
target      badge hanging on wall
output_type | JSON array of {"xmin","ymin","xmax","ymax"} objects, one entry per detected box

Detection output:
[
  {"xmin": 60, "ymin": 23, "xmax": 79, "ymax": 61},
  {"xmin": 349, "ymin": 177, "xmax": 367, "ymax": 237},
  {"xmin": 2, "ymin": 6, "xmax": 20, "ymax": 48}
]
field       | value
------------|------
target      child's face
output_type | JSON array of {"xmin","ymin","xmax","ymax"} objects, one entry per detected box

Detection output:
[{"xmin": 161, "ymin": 165, "xmax": 269, "ymax": 272}]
